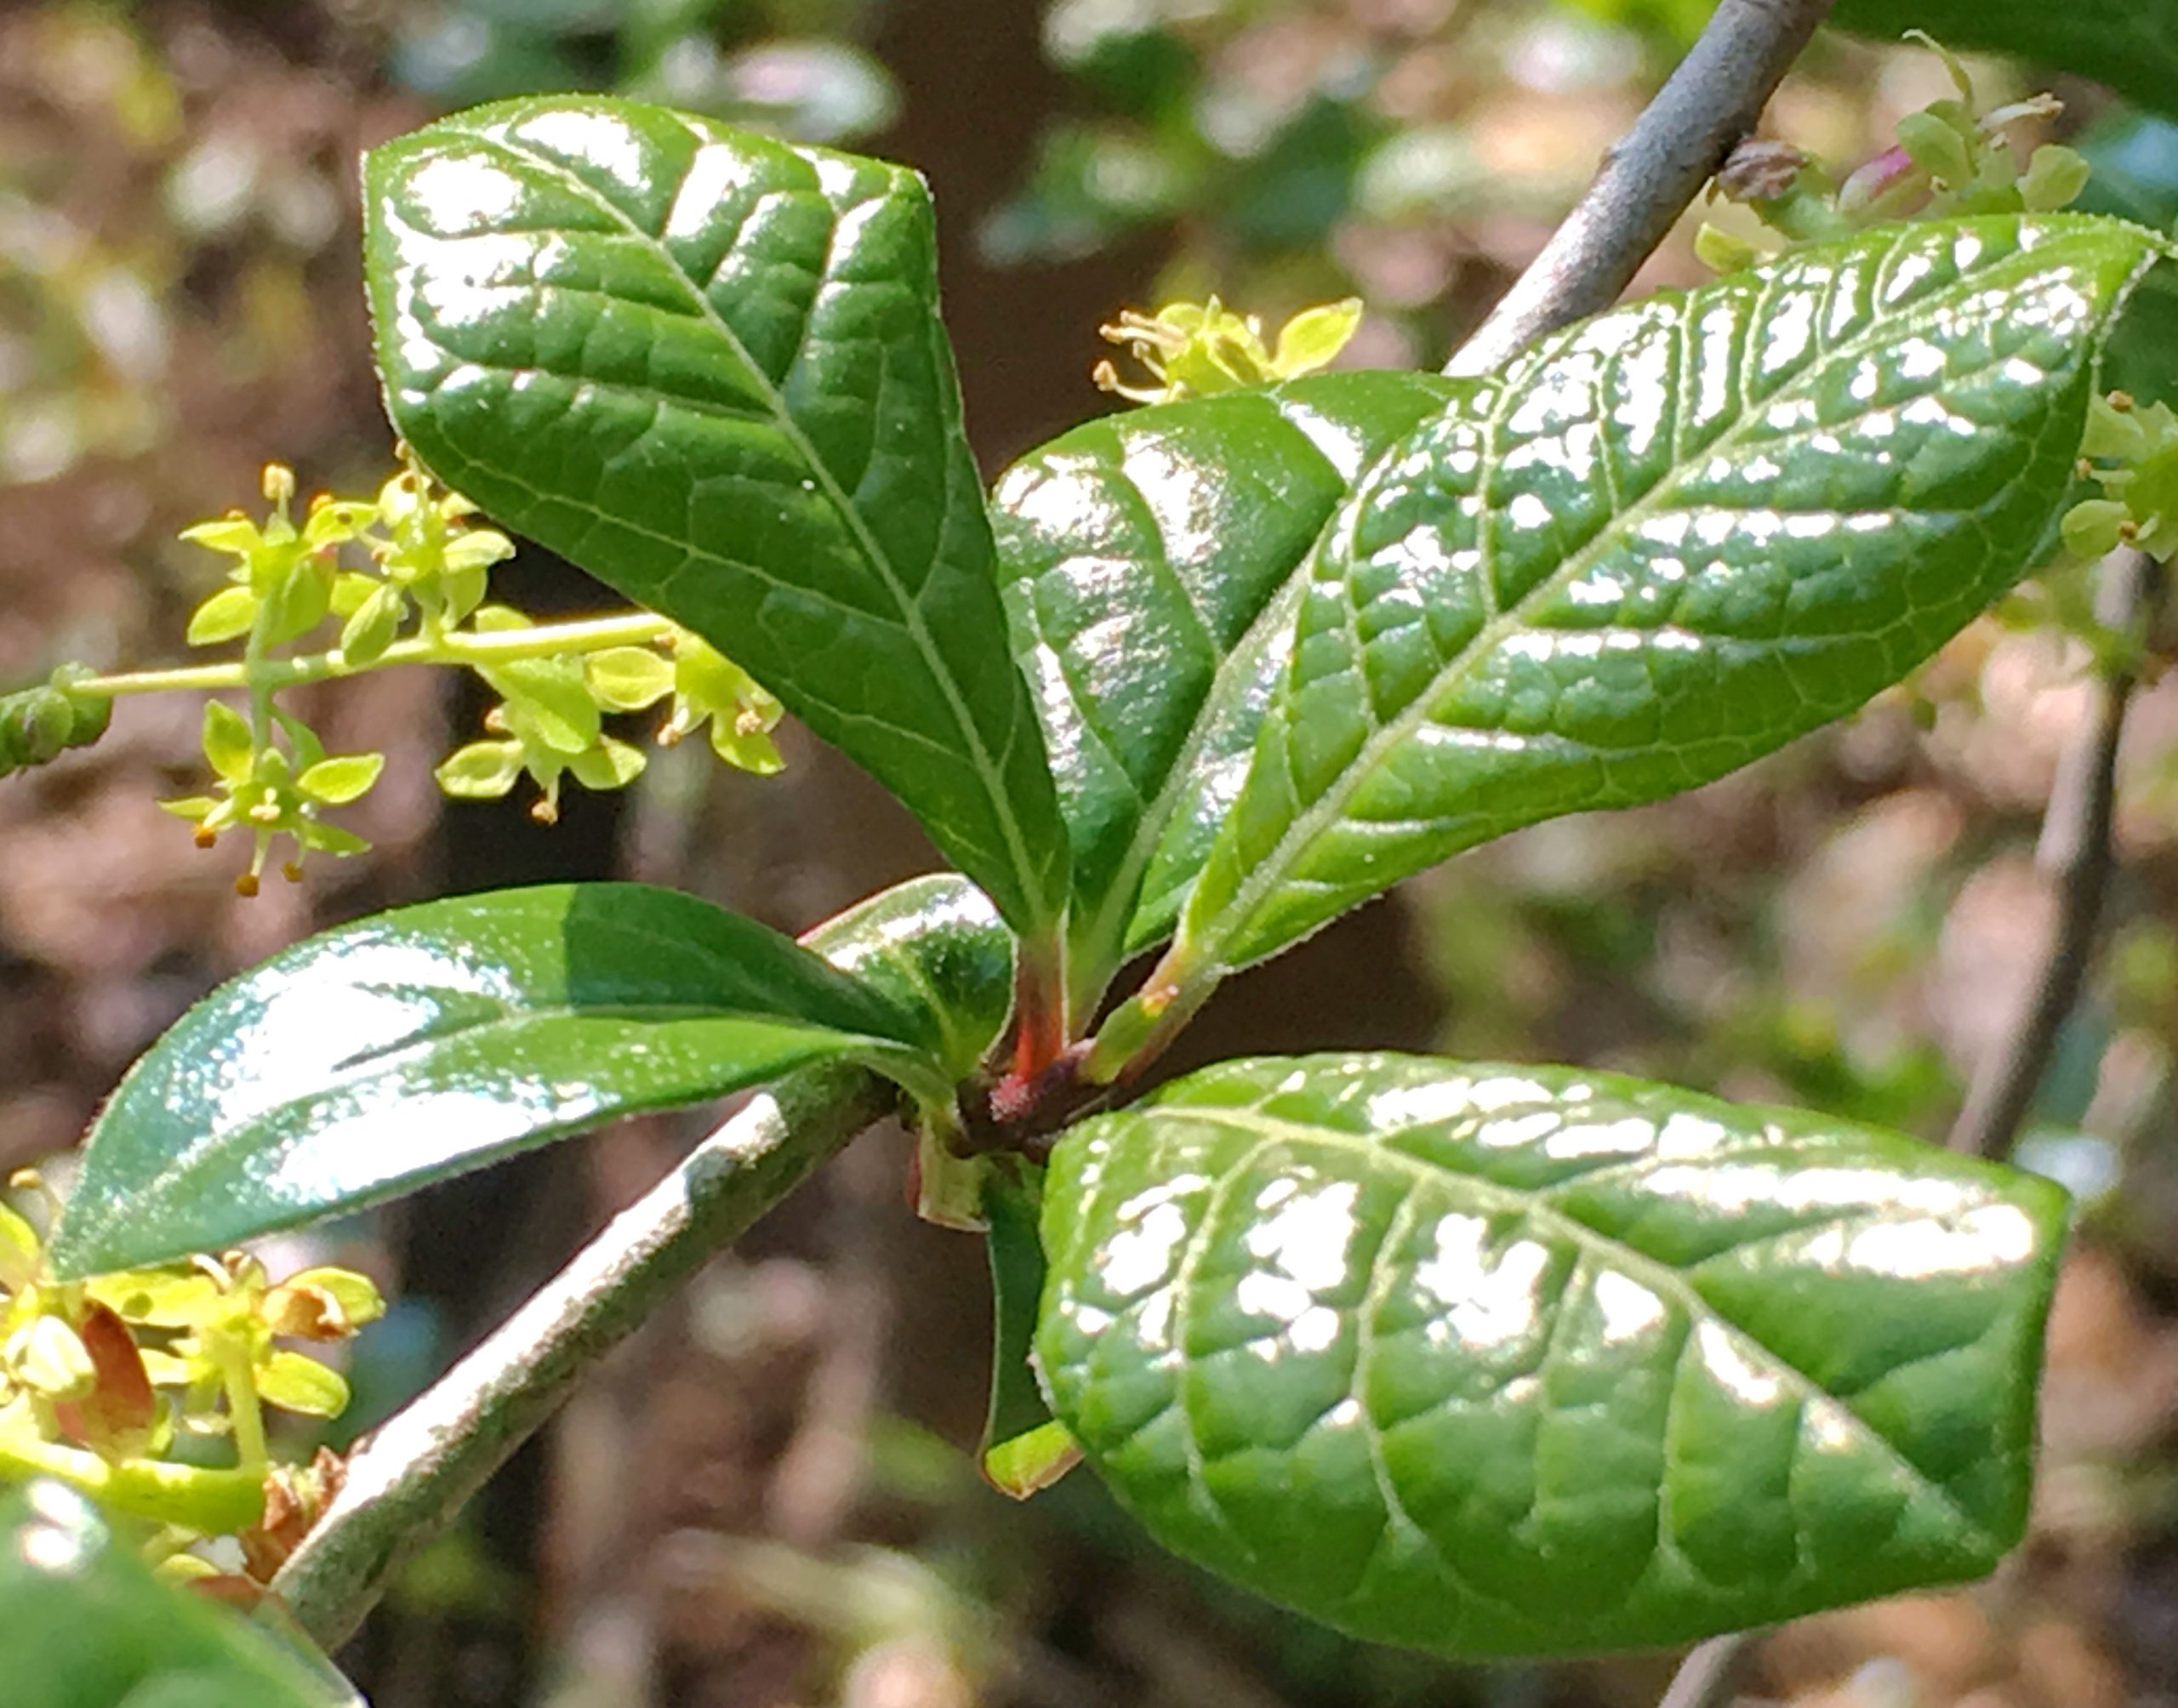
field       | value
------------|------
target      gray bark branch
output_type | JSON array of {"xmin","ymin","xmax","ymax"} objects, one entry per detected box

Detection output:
[
  {"xmin": 1447, "ymin": 0, "xmax": 1835, "ymax": 379},
  {"xmin": 1949, "ymin": 548, "xmax": 2158, "ymax": 1159},
  {"xmin": 271, "ymin": 1065, "xmax": 892, "ymax": 1651}
]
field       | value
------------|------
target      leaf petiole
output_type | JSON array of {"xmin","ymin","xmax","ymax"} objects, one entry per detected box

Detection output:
[{"xmin": 1080, "ymin": 954, "xmax": 1201, "ymax": 1088}]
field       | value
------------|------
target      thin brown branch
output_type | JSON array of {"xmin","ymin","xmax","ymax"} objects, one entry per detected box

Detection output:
[
  {"xmin": 1658, "ymin": 1631, "xmax": 1759, "ymax": 1708},
  {"xmin": 1445, "ymin": 0, "xmax": 1834, "ymax": 379},
  {"xmin": 269, "ymin": 1065, "xmax": 893, "ymax": 1651},
  {"xmin": 1949, "ymin": 549, "xmax": 2158, "ymax": 1159}
]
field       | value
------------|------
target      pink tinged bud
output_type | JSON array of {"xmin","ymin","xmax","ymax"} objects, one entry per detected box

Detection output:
[{"xmin": 1839, "ymin": 145, "xmax": 1917, "ymax": 216}]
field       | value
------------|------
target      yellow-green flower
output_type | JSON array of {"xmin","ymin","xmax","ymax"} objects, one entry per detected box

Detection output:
[
  {"xmin": 159, "ymin": 702, "xmax": 382, "ymax": 893},
  {"xmin": 657, "ymin": 632, "xmax": 784, "ymax": 774},
  {"xmin": 88, "ymin": 1253, "xmax": 385, "ymax": 1462},
  {"xmin": 436, "ymin": 607, "xmax": 650, "ymax": 823},
  {"xmin": 1093, "ymin": 296, "xmax": 1362, "ymax": 404},
  {"xmin": 368, "ymin": 447, "xmax": 514, "ymax": 639},
  {"xmin": 2065, "ymin": 392, "xmax": 2178, "ymax": 566},
  {"xmin": 180, "ymin": 464, "xmax": 372, "ymax": 649}
]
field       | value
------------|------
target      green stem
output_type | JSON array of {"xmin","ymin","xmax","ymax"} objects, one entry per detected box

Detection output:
[
  {"xmin": 1080, "ymin": 944, "xmax": 1212, "ymax": 1087},
  {"xmin": 242, "ymin": 600, "xmax": 274, "ymax": 754},
  {"xmin": 72, "ymin": 612, "xmax": 678, "ymax": 700},
  {"xmin": 0, "ymin": 1432, "xmax": 264, "ymax": 1534},
  {"xmin": 211, "ymin": 1334, "xmax": 269, "ymax": 1473},
  {"xmin": 434, "ymin": 612, "xmax": 679, "ymax": 666}
]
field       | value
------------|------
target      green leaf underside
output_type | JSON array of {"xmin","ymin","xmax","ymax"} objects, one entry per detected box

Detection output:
[
  {"xmin": 981, "ymin": 1163, "xmax": 1072, "ymax": 1495},
  {"xmin": 801, "ymin": 872, "xmax": 1016, "ymax": 1084},
  {"xmin": 1833, "ymin": 1, "xmax": 2178, "ymax": 126},
  {"xmin": 993, "ymin": 371, "xmax": 1468, "ymax": 999},
  {"xmin": 1172, "ymin": 215, "xmax": 2159, "ymax": 980},
  {"xmin": 1, "ymin": 1483, "xmax": 349, "ymax": 1708},
  {"xmin": 49, "ymin": 884, "xmax": 936, "ymax": 1278},
  {"xmin": 1037, "ymin": 1054, "xmax": 2069, "ymax": 1656},
  {"xmin": 363, "ymin": 98, "xmax": 1069, "ymax": 942}
]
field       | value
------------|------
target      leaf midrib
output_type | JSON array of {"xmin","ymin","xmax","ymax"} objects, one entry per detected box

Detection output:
[
  {"xmin": 63, "ymin": 1004, "xmax": 892, "ymax": 1251},
  {"xmin": 442, "ymin": 121, "xmax": 1058, "ymax": 938},
  {"xmin": 1151, "ymin": 1102, "xmax": 1999, "ymax": 1551},
  {"xmin": 1178, "ymin": 220, "xmax": 2084, "ymax": 976},
  {"xmin": 195, "ymin": 999, "xmax": 880, "ymax": 1124},
  {"xmin": 1109, "ymin": 573, "xmax": 1307, "ymax": 963},
  {"xmin": 1063, "ymin": 384, "xmax": 1455, "ymax": 980}
]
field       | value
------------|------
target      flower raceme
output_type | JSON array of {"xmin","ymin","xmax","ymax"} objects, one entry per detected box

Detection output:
[{"xmin": 0, "ymin": 449, "xmax": 785, "ymax": 891}]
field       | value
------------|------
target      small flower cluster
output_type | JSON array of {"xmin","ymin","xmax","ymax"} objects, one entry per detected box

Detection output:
[
  {"xmin": 2065, "ymin": 392, "xmax": 2178, "ymax": 567},
  {"xmin": 160, "ymin": 703, "xmax": 381, "ymax": 896},
  {"xmin": 438, "ymin": 620, "xmax": 781, "ymax": 824},
  {"xmin": 1696, "ymin": 36, "xmax": 2088, "ymax": 275},
  {"xmin": 116, "ymin": 447, "xmax": 784, "ymax": 886},
  {"xmin": 163, "ymin": 456, "xmax": 515, "ymax": 891},
  {"xmin": 1093, "ymin": 296, "xmax": 1362, "ymax": 404},
  {"xmin": 0, "ymin": 1182, "xmax": 380, "ymax": 1585},
  {"xmin": 1979, "ymin": 391, "xmax": 2176, "ymax": 664}
]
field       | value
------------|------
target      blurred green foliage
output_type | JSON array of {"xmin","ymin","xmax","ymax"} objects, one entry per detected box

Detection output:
[
  {"xmin": 2075, "ymin": 111, "xmax": 2178, "ymax": 410},
  {"xmin": 986, "ymin": 2, "xmax": 1660, "ymax": 366},
  {"xmin": 388, "ymin": 0, "xmax": 898, "ymax": 141}
]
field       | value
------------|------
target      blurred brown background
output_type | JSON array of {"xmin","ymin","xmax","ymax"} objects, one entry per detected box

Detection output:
[{"xmin": 6, "ymin": 3, "xmax": 2178, "ymax": 1705}]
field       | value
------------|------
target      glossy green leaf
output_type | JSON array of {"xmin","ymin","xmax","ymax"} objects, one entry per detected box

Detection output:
[
  {"xmin": 1833, "ymin": 1, "xmax": 2178, "ymax": 125},
  {"xmin": 992, "ymin": 371, "xmax": 1465, "ymax": 1001},
  {"xmin": 364, "ymin": 98, "xmax": 1069, "ymax": 943},
  {"xmin": 801, "ymin": 873, "xmax": 1015, "ymax": 1084},
  {"xmin": 48, "ymin": 884, "xmax": 942, "ymax": 1277},
  {"xmin": 1037, "ymin": 1053, "xmax": 2069, "ymax": 1655},
  {"xmin": 0, "ymin": 1482, "xmax": 356, "ymax": 1708},
  {"xmin": 1169, "ymin": 215, "xmax": 2159, "ymax": 986}
]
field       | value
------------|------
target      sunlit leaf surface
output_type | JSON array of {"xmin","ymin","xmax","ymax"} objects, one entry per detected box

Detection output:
[
  {"xmin": 49, "ymin": 884, "xmax": 938, "ymax": 1276},
  {"xmin": 1170, "ymin": 215, "xmax": 2159, "ymax": 982},
  {"xmin": 365, "ymin": 99, "xmax": 1069, "ymax": 942},
  {"xmin": 1039, "ymin": 1054, "xmax": 2070, "ymax": 1654},
  {"xmin": 802, "ymin": 872, "xmax": 1015, "ymax": 1083},
  {"xmin": 993, "ymin": 371, "xmax": 1466, "ymax": 1000}
]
